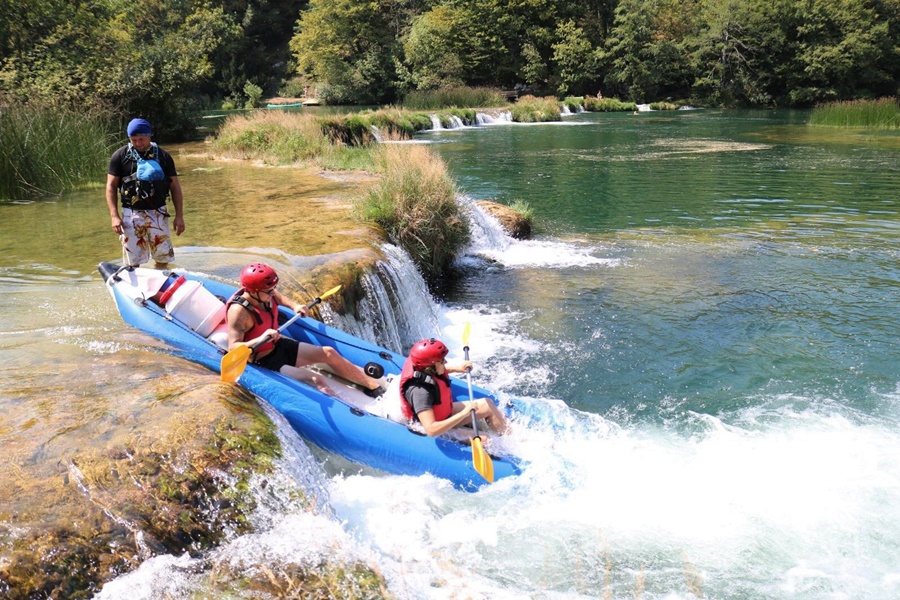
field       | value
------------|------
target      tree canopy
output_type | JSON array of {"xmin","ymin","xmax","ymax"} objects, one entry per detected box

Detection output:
[{"xmin": 1, "ymin": 0, "xmax": 896, "ymax": 133}]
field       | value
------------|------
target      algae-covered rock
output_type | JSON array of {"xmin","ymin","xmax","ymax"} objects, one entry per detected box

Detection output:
[
  {"xmin": 0, "ymin": 351, "xmax": 386, "ymax": 598},
  {"xmin": 476, "ymin": 200, "xmax": 533, "ymax": 239}
]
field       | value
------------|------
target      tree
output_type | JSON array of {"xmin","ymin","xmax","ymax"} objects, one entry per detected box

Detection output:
[
  {"xmin": 551, "ymin": 20, "xmax": 601, "ymax": 96},
  {"xmin": 290, "ymin": 0, "xmax": 403, "ymax": 104},
  {"xmin": 603, "ymin": 0, "xmax": 699, "ymax": 101},
  {"xmin": 787, "ymin": 0, "xmax": 899, "ymax": 105},
  {"xmin": 403, "ymin": 5, "xmax": 467, "ymax": 90}
]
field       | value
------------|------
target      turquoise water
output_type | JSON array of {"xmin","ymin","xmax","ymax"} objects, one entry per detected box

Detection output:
[{"xmin": 426, "ymin": 110, "xmax": 899, "ymax": 419}]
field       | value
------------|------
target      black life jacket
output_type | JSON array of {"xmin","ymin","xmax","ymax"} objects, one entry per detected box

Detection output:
[{"xmin": 120, "ymin": 142, "xmax": 170, "ymax": 210}]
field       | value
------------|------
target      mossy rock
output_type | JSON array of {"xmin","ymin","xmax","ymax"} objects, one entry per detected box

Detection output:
[{"xmin": 476, "ymin": 200, "xmax": 533, "ymax": 239}]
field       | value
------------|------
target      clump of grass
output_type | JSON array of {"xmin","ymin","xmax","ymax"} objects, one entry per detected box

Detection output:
[
  {"xmin": 212, "ymin": 110, "xmax": 334, "ymax": 162},
  {"xmin": 509, "ymin": 200, "xmax": 534, "ymax": 223},
  {"xmin": 582, "ymin": 97, "xmax": 637, "ymax": 112},
  {"xmin": 354, "ymin": 144, "xmax": 469, "ymax": 280},
  {"xmin": 649, "ymin": 101, "xmax": 679, "ymax": 111},
  {"xmin": 809, "ymin": 97, "xmax": 899, "ymax": 129},
  {"xmin": 0, "ymin": 101, "xmax": 113, "ymax": 199},
  {"xmin": 403, "ymin": 86, "xmax": 509, "ymax": 110},
  {"xmin": 510, "ymin": 95, "xmax": 563, "ymax": 122}
]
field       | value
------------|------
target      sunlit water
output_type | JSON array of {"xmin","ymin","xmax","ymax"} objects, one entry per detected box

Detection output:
[{"xmin": 1, "ymin": 110, "xmax": 899, "ymax": 598}]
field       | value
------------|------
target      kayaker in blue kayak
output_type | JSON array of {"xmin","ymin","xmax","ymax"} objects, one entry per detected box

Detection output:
[
  {"xmin": 399, "ymin": 338, "xmax": 509, "ymax": 437},
  {"xmin": 226, "ymin": 263, "xmax": 386, "ymax": 397}
]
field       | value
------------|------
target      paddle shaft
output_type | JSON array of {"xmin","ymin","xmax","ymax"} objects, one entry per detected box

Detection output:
[
  {"xmin": 463, "ymin": 345, "xmax": 480, "ymax": 438},
  {"xmin": 249, "ymin": 297, "xmax": 321, "ymax": 351}
]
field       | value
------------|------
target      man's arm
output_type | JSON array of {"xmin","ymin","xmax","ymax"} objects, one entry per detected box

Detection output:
[
  {"xmin": 105, "ymin": 174, "xmax": 123, "ymax": 234},
  {"xmin": 168, "ymin": 176, "xmax": 184, "ymax": 235}
]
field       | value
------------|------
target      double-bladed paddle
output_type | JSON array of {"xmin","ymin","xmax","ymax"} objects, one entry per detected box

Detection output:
[
  {"xmin": 220, "ymin": 285, "xmax": 342, "ymax": 383},
  {"xmin": 462, "ymin": 323, "xmax": 494, "ymax": 483}
]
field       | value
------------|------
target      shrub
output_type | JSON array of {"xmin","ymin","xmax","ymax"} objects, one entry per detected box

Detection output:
[
  {"xmin": 243, "ymin": 82, "xmax": 264, "ymax": 109},
  {"xmin": 582, "ymin": 97, "xmax": 637, "ymax": 112},
  {"xmin": 510, "ymin": 95, "xmax": 563, "ymax": 122}
]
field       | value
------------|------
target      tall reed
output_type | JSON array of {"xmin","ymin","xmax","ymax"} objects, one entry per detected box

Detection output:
[
  {"xmin": 402, "ymin": 86, "xmax": 509, "ymax": 110},
  {"xmin": 354, "ymin": 144, "xmax": 469, "ymax": 280},
  {"xmin": 0, "ymin": 102, "xmax": 113, "ymax": 199},
  {"xmin": 809, "ymin": 97, "xmax": 899, "ymax": 129}
]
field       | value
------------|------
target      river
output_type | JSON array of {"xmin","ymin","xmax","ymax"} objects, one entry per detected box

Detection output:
[{"xmin": 2, "ymin": 109, "xmax": 899, "ymax": 598}]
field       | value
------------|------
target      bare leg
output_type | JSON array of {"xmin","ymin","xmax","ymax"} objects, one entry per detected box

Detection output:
[
  {"xmin": 279, "ymin": 365, "xmax": 336, "ymax": 396},
  {"xmin": 295, "ymin": 343, "xmax": 382, "ymax": 391},
  {"xmin": 476, "ymin": 398, "xmax": 509, "ymax": 435}
]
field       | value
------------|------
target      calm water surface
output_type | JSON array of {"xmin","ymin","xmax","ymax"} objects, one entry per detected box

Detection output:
[{"xmin": 2, "ymin": 109, "xmax": 899, "ymax": 599}]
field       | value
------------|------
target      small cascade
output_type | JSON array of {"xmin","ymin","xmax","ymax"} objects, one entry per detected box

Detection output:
[
  {"xmin": 561, "ymin": 104, "xmax": 572, "ymax": 115},
  {"xmin": 370, "ymin": 124, "xmax": 383, "ymax": 142},
  {"xmin": 475, "ymin": 111, "xmax": 513, "ymax": 125},
  {"xmin": 429, "ymin": 115, "xmax": 443, "ymax": 130},
  {"xmin": 460, "ymin": 197, "xmax": 512, "ymax": 254},
  {"xmin": 447, "ymin": 115, "xmax": 465, "ymax": 129},
  {"xmin": 323, "ymin": 244, "xmax": 442, "ymax": 355}
]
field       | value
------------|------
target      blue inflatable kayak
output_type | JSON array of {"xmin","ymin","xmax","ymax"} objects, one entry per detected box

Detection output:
[{"xmin": 98, "ymin": 262, "xmax": 522, "ymax": 491}]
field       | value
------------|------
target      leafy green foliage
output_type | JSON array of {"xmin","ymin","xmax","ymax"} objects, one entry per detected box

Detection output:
[{"xmin": 290, "ymin": 0, "xmax": 401, "ymax": 104}]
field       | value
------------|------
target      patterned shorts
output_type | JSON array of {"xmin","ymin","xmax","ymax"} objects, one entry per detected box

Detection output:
[{"xmin": 120, "ymin": 208, "xmax": 175, "ymax": 266}]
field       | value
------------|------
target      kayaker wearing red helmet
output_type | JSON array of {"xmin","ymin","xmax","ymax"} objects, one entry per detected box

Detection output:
[
  {"xmin": 399, "ymin": 338, "xmax": 509, "ymax": 437},
  {"xmin": 226, "ymin": 263, "xmax": 386, "ymax": 397}
]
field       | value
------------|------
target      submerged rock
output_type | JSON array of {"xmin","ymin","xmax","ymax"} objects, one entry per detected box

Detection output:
[{"xmin": 0, "ymin": 352, "xmax": 385, "ymax": 598}]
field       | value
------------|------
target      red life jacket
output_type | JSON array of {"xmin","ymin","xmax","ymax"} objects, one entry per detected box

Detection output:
[
  {"xmin": 227, "ymin": 289, "xmax": 279, "ymax": 356},
  {"xmin": 398, "ymin": 357, "xmax": 453, "ymax": 422}
]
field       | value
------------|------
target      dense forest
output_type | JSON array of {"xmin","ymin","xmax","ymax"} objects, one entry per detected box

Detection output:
[{"xmin": 1, "ymin": 0, "xmax": 897, "ymax": 134}]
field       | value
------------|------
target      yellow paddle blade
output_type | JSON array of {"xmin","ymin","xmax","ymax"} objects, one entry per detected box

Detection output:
[
  {"xmin": 220, "ymin": 344, "xmax": 252, "ymax": 383},
  {"xmin": 319, "ymin": 284, "xmax": 342, "ymax": 300},
  {"xmin": 463, "ymin": 322, "xmax": 471, "ymax": 347},
  {"xmin": 471, "ymin": 436, "xmax": 494, "ymax": 483}
]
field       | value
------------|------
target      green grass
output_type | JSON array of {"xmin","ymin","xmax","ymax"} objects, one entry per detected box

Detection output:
[
  {"xmin": 354, "ymin": 144, "xmax": 469, "ymax": 280},
  {"xmin": 809, "ymin": 97, "xmax": 899, "ymax": 129},
  {"xmin": 402, "ymin": 86, "xmax": 509, "ymax": 110},
  {"xmin": 510, "ymin": 95, "xmax": 563, "ymax": 122},
  {"xmin": 582, "ymin": 96, "xmax": 638, "ymax": 112},
  {"xmin": 0, "ymin": 101, "xmax": 114, "ymax": 199}
]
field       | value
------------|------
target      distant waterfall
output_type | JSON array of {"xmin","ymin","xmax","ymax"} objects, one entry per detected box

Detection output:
[{"xmin": 323, "ymin": 244, "xmax": 442, "ymax": 355}]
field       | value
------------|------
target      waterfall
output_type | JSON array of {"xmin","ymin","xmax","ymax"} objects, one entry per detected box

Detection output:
[
  {"xmin": 475, "ymin": 111, "xmax": 512, "ymax": 125},
  {"xmin": 323, "ymin": 244, "xmax": 443, "ymax": 355},
  {"xmin": 429, "ymin": 115, "xmax": 443, "ymax": 130},
  {"xmin": 459, "ymin": 196, "xmax": 512, "ymax": 254}
]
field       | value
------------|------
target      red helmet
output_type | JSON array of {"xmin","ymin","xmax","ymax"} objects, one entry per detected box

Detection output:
[
  {"xmin": 240, "ymin": 263, "xmax": 279, "ymax": 292},
  {"xmin": 409, "ymin": 338, "xmax": 449, "ymax": 370}
]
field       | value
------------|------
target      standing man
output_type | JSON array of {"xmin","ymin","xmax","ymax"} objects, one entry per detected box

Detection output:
[{"xmin": 106, "ymin": 118, "xmax": 184, "ymax": 269}]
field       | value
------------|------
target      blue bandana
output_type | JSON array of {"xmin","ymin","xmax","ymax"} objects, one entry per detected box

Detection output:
[{"xmin": 126, "ymin": 118, "xmax": 152, "ymax": 137}]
